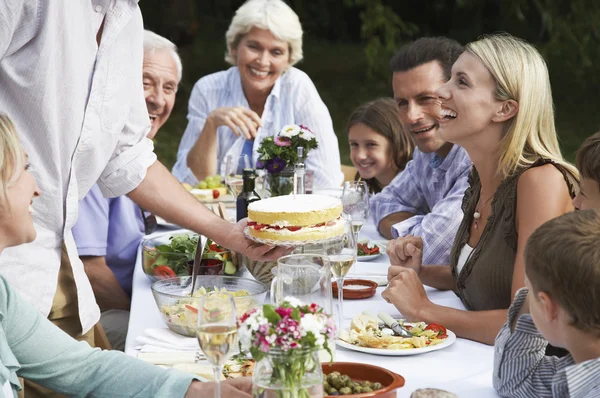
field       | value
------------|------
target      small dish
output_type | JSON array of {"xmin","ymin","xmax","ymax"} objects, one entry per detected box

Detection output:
[
  {"xmin": 322, "ymin": 362, "xmax": 404, "ymax": 397},
  {"xmin": 332, "ymin": 279, "xmax": 377, "ymax": 300}
]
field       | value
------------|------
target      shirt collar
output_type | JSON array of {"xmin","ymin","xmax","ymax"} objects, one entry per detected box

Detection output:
[
  {"xmin": 560, "ymin": 357, "xmax": 600, "ymax": 398},
  {"xmin": 229, "ymin": 66, "xmax": 284, "ymax": 104},
  {"xmin": 430, "ymin": 144, "xmax": 459, "ymax": 172}
]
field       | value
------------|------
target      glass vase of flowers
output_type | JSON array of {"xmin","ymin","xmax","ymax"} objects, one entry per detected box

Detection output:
[
  {"xmin": 239, "ymin": 298, "xmax": 336, "ymax": 398},
  {"xmin": 256, "ymin": 124, "xmax": 318, "ymax": 197}
]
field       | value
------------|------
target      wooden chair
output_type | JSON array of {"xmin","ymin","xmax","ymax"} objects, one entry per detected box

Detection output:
[{"xmin": 341, "ymin": 164, "xmax": 357, "ymax": 183}]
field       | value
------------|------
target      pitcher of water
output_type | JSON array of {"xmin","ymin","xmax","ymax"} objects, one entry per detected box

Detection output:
[{"xmin": 270, "ymin": 254, "xmax": 335, "ymax": 362}]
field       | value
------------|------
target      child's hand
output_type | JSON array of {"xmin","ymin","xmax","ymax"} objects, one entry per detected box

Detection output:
[{"xmin": 510, "ymin": 290, "xmax": 530, "ymax": 331}]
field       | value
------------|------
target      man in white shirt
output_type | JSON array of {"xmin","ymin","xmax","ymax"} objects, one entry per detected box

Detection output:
[{"xmin": 0, "ymin": 0, "xmax": 286, "ymax": 356}]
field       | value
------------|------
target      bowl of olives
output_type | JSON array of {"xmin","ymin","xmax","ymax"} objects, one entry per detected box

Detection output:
[{"xmin": 322, "ymin": 362, "xmax": 404, "ymax": 397}]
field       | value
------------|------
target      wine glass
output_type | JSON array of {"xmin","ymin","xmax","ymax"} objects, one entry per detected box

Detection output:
[
  {"xmin": 196, "ymin": 291, "xmax": 238, "ymax": 398},
  {"xmin": 224, "ymin": 154, "xmax": 251, "ymax": 198},
  {"xmin": 328, "ymin": 220, "xmax": 357, "ymax": 334},
  {"xmin": 341, "ymin": 181, "xmax": 370, "ymax": 238}
]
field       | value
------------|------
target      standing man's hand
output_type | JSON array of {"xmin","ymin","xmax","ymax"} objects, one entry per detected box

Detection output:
[{"xmin": 217, "ymin": 219, "xmax": 292, "ymax": 261}]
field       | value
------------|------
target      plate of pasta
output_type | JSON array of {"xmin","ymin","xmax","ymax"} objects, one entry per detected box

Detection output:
[{"xmin": 336, "ymin": 314, "xmax": 456, "ymax": 356}]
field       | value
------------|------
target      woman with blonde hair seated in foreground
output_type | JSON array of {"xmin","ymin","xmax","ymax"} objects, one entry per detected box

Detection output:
[
  {"xmin": 382, "ymin": 33, "xmax": 578, "ymax": 345},
  {"xmin": 172, "ymin": 0, "xmax": 342, "ymax": 189},
  {"xmin": 0, "ymin": 114, "xmax": 251, "ymax": 397}
]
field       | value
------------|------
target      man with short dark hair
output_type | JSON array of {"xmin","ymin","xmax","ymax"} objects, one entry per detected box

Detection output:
[{"xmin": 371, "ymin": 37, "xmax": 471, "ymax": 266}]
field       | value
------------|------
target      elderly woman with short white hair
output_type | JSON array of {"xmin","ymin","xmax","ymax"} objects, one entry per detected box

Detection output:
[{"xmin": 172, "ymin": 0, "xmax": 343, "ymax": 189}]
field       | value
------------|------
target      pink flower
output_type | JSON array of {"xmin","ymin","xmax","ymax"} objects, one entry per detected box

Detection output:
[
  {"xmin": 276, "ymin": 307, "xmax": 293, "ymax": 318},
  {"xmin": 240, "ymin": 308, "xmax": 257, "ymax": 323},
  {"xmin": 274, "ymin": 136, "xmax": 291, "ymax": 147}
]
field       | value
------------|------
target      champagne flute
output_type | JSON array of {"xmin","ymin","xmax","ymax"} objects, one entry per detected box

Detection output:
[
  {"xmin": 196, "ymin": 291, "xmax": 238, "ymax": 398},
  {"xmin": 224, "ymin": 154, "xmax": 250, "ymax": 198},
  {"xmin": 328, "ymin": 220, "xmax": 357, "ymax": 333}
]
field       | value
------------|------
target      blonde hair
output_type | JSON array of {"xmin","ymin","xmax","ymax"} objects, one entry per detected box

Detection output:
[
  {"xmin": 525, "ymin": 209, "xmax": 600, "ymax": 336},
  {"xmin": 225, "ymin": 0, "xmax": 303, "ymax": 67},
  {"xmin": 0, "ymin": 114, "xmax": 26, "ymax": 206},
  {"xmin": 466, "ymin": 34, "xmax": 578, "ymax": 179}
]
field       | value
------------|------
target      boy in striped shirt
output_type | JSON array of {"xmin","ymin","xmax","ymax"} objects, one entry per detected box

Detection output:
[{"xmin": 494, "ymin": 133, "xmax": 600, "ymax": 397}]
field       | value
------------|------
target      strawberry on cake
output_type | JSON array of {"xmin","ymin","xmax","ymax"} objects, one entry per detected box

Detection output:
[{"xmin": 247, "ymin": 194, "xmax": 345, "ymax": 242}]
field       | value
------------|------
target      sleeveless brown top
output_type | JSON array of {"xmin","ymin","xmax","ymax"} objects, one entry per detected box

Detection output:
[{"xmin": 449, "ymin": 159, "xmax": 577, "ymax": 311}]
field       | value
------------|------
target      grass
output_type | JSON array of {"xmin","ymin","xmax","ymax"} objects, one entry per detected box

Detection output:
[{"xmin": 154, "ymin": 37, "xmax": 598, "ymax": 170}]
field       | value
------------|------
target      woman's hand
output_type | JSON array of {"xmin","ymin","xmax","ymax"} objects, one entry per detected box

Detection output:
[
  {"xmin": 207, "ymin": 106, "xmax": 263, "ymax": 140},
  {"xmin": 381, "ymin": 268, "xmax": 433, "ymax": 321},
  {"xmin": 386, "ymin": 235, "xmax": 423, "ymax": 279},
  {"xmin": 185, "ymin": 377, "xmax": 253, "ymax": 397}
]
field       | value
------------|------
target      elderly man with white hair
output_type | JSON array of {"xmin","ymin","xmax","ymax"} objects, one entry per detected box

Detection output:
[
  {"xmin": 172, "ymin": 0, "xmax": 343, "ymax": 189},
  {"xmin": 71, "ymin": 30, "xmax": 183, "ymax": 351}
]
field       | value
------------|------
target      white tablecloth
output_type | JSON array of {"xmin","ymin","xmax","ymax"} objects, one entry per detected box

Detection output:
[{"xmin": 125, "ymin": 222, "xmax": 499, "ymax": 398}]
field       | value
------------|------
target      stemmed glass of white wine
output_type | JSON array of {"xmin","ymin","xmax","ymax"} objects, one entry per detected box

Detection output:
[
  {"xmin": 328, "ymin": 220, "xmax": 357, "ymax": 333},
  {"xmin": 196, "ymin": 291, "xmax": 238, "ymax": 398},
  {"xmin": 224, "ymin": 154, "xmax": 251, "ymax": 198}
]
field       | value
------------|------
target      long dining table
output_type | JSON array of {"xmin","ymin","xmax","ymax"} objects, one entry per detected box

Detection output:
[{"xmin": 125, "ymin": 221, "xmax": 500, "ymax": 398}]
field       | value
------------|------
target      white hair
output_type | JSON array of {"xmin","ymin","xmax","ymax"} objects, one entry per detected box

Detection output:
[
  {"xmin": 143, "ymin": 30, "xmax": 183, "ymax": 82},
  {"xmin": 225, "ymin": 0, "xmax": 303, "ymax": 67}
]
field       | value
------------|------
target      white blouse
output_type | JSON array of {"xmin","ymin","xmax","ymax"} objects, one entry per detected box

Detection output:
[{"xmin": 456, "ymin": 243, "xmax": 474, "ymax": 275}]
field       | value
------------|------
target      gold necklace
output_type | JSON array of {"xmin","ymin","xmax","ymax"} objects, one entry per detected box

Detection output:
[{"xmin": 473, "ymin": 191, "xmax": 495, "ymax": 229}]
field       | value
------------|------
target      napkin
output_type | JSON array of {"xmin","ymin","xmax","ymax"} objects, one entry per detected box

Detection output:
[{"xmin": 135, "ymin": 328, "xmax": 198, "ymax": 352}]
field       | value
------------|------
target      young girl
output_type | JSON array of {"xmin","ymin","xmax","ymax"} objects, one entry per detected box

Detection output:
[
  {"xmin": 0, "ymin": 114, "xmax": 251, "ymax": 397},
  {"xmin": 347, "ymin": 98, "xmax": 414, "ymax": 193}
]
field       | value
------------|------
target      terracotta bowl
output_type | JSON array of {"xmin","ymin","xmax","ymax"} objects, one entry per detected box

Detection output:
[
  {"xmin": 322, "ymin": 362, "xmax": 405, "ymax": 397},
  {"xmin": 332, "ymin": 279, "xmax": 378, "ymax": 299}
]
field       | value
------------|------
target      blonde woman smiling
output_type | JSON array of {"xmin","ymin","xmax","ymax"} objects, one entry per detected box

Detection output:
[{"xmin": 383, "ymin": 34, "xmax": 578, "ymax": 345}]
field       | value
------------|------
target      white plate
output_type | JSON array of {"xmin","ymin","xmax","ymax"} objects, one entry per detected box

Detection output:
[
  {"xmin": 336, "ymin": 329, "xmax": 456, "ymax": 356},
  {"xmin": 357, "ymin": 252, "xmax": 383, "ymax": 261}
]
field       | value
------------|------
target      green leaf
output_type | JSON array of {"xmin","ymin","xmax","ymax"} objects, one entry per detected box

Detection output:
[
  {"xmin": 291, "ymin": 308, "xmax": 301, "ymax": 321},
  {"xmin": 263, "ymin": 305, "xmax": 281, "ymax": 324}
]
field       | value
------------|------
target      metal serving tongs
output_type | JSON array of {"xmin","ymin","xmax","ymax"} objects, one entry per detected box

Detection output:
[{"xmin": 190, "ymin": 237, "xmax": 207, "ymax": 295}]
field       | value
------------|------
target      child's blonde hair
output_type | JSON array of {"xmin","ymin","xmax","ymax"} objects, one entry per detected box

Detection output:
[
  {"xmin": 525, "ymin": 209, "xmax": 600, "ymax": 336},
  {"xmin": 0, "ymin": 114, "xmax": 27, "ymax": 206},
  {"xmin": 466, "ymin": 34, "xmax": 578, "ymax": 180}
]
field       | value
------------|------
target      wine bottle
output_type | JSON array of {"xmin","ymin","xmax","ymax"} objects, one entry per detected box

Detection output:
[{"xmin": 236, "ymin": 168, "xmax": 261, "ymax": 221}]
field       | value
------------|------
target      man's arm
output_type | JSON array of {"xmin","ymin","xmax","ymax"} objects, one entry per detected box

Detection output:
[
  {"xmin": 378, "ymin": 212, "xmax": 413, "ymax": 239},
  {"xmin": 127, "ymin": 161, "xmax": 289, "ymax": 261},
  {"xmin": 81, "ymin": 256, "xmax": 130, "ymax": 311}
]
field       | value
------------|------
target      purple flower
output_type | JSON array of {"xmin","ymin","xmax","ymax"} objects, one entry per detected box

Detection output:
[
  {"xmin": 256, "ymin": 159, "xmax": 265, "ymax": 169},
  {"xmin": 274, "ymin": 136, "xmax": 291, "ymax": 147},
  {"xmin": 266, "ymin": 158, "xmax": 286, "ymax": 173}
]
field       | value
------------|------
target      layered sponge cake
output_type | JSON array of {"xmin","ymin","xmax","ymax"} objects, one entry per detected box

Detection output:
[{"xmin": 247, "ymin": 194, "xmax": 344, "ymax": 242}]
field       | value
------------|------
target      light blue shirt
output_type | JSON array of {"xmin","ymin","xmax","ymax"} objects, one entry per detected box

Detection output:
[
  {"xmin": 72, "ymin": 184, "xmax": 144, "ymax": 298},
  {"xmin": 370, "ymin": 145, "xmax": 472, "ymax": 265},
  {"xmin": 172, "ymin": 66, "xmax": 343, "ymax": 189}
]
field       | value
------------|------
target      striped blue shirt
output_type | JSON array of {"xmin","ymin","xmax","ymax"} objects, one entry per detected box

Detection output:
[
  {"xmin": 370, "ymin": 144, "xmax": 471, "ymax": 265},
  {"xmin": 172, "ymin": 66, "xmax": 343, "ymax": 189},
  {"xmin": 494, "ymin": 288, "xmax": 600, "ymax": 398}
]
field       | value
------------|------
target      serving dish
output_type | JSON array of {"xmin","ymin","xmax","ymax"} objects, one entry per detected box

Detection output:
[
  {"xmin": 322, "ymin": 362, "xmax": 404, "ymax": 397},
  {"xmin": 332, "ymin": 279, "xmax": 377, "ymax": 299}
]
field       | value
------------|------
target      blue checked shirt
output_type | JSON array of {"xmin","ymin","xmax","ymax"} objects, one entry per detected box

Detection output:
[
  {"xmin": 370, "ymin": 144, "xmax": 471, "ymax": 265},
  {"xmin": 494, "ymin": 288, "xmax": 600, "ymax": 398},
  {"xmin": 172, "ymin": 66, "xmax": 343, "ymax": 189}
]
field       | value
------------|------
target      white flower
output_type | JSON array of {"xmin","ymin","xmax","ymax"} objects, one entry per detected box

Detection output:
[
  {"xmin": 300, "ymin": 314, "xmax": 326, "ymax": 347},
  {"xmin": 279, "ymin": 124, "xmax": 301, "ymax": 138},
  {"xmin": 299, "ymin": 129, "xmax": 315, "ymax": 140},
  {"xmin": 283, "ymin": 296, "xmax": 303, "ymax": 307},
  {"xmin": 238, "ymin": 323, "xmax": 252, "ymax": 350}
]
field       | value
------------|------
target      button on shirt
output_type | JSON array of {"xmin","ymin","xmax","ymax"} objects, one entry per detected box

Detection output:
[
  {"xmin": 494, "ymin": 288, "xmax": 600, "ymax": 398},
  {"xmin": 171, "ymin": 66, "xmax": 343, "ymax": 189},
  {"xmin": 72, "ymin": 185, "xmax": 145, "ymax": 298},
  {"xmin": 370, "ymin": 145, "xmax": 471, "ymax": 265},
  {"xmin": 0, "ymin": 1, "xmax": 156, "ymax": 332}
]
